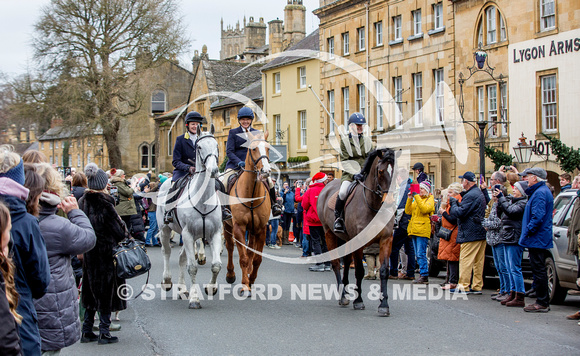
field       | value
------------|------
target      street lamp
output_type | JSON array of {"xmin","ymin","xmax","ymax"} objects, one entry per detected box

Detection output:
[
  {"xmin": 458, "ymin": 47, "xmax": 506, "ymax": 182},
  {"xmin": 512, "ymin": 133, "xmax": 533, "ymax": 164}
]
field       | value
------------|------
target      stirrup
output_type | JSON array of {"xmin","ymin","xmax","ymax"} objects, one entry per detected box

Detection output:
[
  {"xmin": 272, "ymin": 203, "xmax": 282, "ymax": 217},
  {"xmin": 222, "ymin": 207, "xmax": 232, "ymax": 221}
]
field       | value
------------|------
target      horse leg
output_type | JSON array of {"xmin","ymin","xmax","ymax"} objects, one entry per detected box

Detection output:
[
  {"xmin": 325, "ymin": 230, "xmax": 347, "ymax": 306},
  {"xmin": 224, "ymin": 222, "xmax": 236, "ymax": 284},
  {"xmin": 353, "ymin": 248, "xmax": 366, "ymax": 310},
  {"xmin": 204, "ymin": 229, "xmax": 222, "ymax": 296},
  {"xmin": 377, "ymin": 235, "xmax": 393, "ymax": 317},
  {"xmin": 177, "ymin": 247, "xmax": 189, "ymax": 299},
  {"xmin": 248, "ymin": 227, "xmax": 267, "ymax": 286},
  {"xmin": 233, "ymin": 223, "xmax": 251, "ymax": 297},
  {"xmin": 182, "ymin": 230, "xmax": 201, "ymax": 309},
  {"xmin": 159, "ymin": 225, "xmax": 173, "ymax": 291},
  {"xmin": 195, "ymin": 239, "xmax": 206, "ymax": 266}
]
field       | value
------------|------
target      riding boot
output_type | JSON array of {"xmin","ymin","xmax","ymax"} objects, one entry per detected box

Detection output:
[
  {"xmin": 333, "ymin": 197, "xmax": 346, "ymax": 233},
  {"xmin": 215, "ymin": 179, "xmax": 232, "ymax": 221},
  {"xmin": 164, "ymin": 181, "xmax": 178, "ymax": 224},
  {"xmin": 269, "ymin": 187, "xmax": 282, "ymax": 217}
]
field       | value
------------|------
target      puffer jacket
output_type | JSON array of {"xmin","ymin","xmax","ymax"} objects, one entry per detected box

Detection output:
[
  {"xmin": 519, "ymin": 181, "xmax": 554, "ymax": 249},
  {"xmin": 449, "ymin": 184, "xmax": 487, "ymax": 244},
  {"xmin": 482, "ymin": 203, "xmax": 502, "ymax": 246},
  {"xmin": 405, "ymin": 193, "xmax": 435, "ymax": 238},
  {"xmin": 301, "ymin": 182, "xmax": 325, "ymax": 227},
  {"xmin": 497, "ymin": 195, "xmax": 527, "ymax": 244},
  {"xmin": 438, "ymin": 195, "xmax": 461, "ymax": 261},
  {"xmin": 111, "ymin": 176, "xmax": 137, "ymax": 216},
  {"xmin": 35, "ymin": 202, "xmax": 96, "ymax": 351}
]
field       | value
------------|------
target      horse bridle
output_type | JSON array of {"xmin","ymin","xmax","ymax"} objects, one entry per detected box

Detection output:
[
  {"xmin": 357, "ymin": 160, "xmax": 393, "ymax": 212},
  {"xmin": 245, "ymin": 138, "xmax": 270, "ymax": 171},
  {"xmin": 195, "ymin": 134, "xmax": 219, "ymax": 170}
]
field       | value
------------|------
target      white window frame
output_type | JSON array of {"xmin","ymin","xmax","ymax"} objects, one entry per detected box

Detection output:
[
  {"xmin": 486, "ymin": 6, "xmax": 497, "ymax": 44},
  {"xmin": 328, "ymin": 37, "xmax": 334, "ymax": 59},
  {"xmin": 343, "ymin": 32, "xmax": 350, "ymax": 55},
  {"xmin": 299, "ymin": 110, "xmax": 307, "ymax": 149},
  {"xmin": 500, "ymin": 83, "xmax": 508, "ymax": 136},
  {"xmin": 223, "ymin": 109, "xmax": 230, "ymax": 126},
  {"xmin": 393, "ymin": 16, "xmax": 402, "ymax": 41},
  {"xmin": 477, "ymin": 86, "xmax": 485, "ymax": 122},
  {"xmin": 151, "ymin": 89, "xmax": 166, "ymax": 113},
  {"xmin": 357, "ymin": 27, "xmax": 365, "ymax": 51},
  {"xmin": 413, "ymin": 9, "xmax": 422, "ymax": 36},
  {"xmin": 299, "ymin": 67, "xmax": 306, "ymax": 88},
  {"xmin": 541, "ymin": 74, "xmax": 557, "ymax": 133},
  {"xmin": 434, "ymin": 3, "xmax": 443, "ymax": 30},
  {"xmin": 274, "ymin": 72, "xmax": 281, "ymax": 93},
  {"xmin": 328, "ymin": 90, "xmax": 335, "ymax": 133},
  {"xmin": 375, "ymin": 80, "xmax": 384, "ymax": 130},
  {"xmin": 487, "ymin": 85, "xmax": 498, "ymax": 137},
  {"xmin": 394, "ymin": 77, "xmax": 403, "ymax": 129},
  {"xmin": 434, "ymin": 68, "xmax": 444, "ymax": 124},
  {"xmin": 358, "ymin": 84, "xmax": 366, "ymax": 118},
  {"xmin": 342, "ymin": 87, "xmax": 350, "ymax": 123},
  {"xmin": 413, "ymin": 73, "xmax": 423, "ymax": 127},
  {"xmin": 540, "ymin": 0, "xmax": 556, "ymax": 31},
  {"xmin": 375, "ymin": 22, "xmax": 383, "ymax": 46},
  {"xmin": 140, "ymin": 144, "xmax": 150, "ymax": 170},
  {"xmin": 274, "ymin": 114, "xmax": 281, "ymax": 145}
]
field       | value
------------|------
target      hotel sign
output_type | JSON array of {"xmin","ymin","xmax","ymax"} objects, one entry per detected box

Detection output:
[{"xmin": 513, "ymin": 36, "xmax": 580, "ymax": 63}]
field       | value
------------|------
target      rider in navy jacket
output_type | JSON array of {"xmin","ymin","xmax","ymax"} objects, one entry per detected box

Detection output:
[
  {"xmin": 225, "ymin": 125, "xmax": 258, "ymax": 171},
  {"xmin": 171, "ymin": 132, "xmax": 197, "ymax": 182}
]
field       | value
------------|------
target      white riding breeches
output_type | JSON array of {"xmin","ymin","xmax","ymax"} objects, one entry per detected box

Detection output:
[
  {"xmin": 339, "ymin": 181, "xmax": 351, "ymax": 200},
  {"xmin": 219, "ymin": 168, "xmax": 274, "ymax": 189}
]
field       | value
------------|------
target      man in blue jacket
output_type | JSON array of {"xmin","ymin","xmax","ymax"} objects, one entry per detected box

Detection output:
[
  {"xmin": 164, "ymin": 111, "xmax": 231, "ymax": 223},
  {"xmin": 220, "ymin": 107, "xmax": 282, "ymax": 217},
  {"xmin": 280, "ymin": 182, "xmax": 295, "ymax": 245},
  {"xmin": 519, "ymin": 167, "xmax": 553, "ymax": 312}
]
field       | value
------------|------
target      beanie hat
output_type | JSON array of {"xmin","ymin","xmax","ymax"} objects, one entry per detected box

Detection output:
[
  {"xmin": 113, "ymin": 168, "xmax": 125, "ymax": 177},
  {"xmin": 0, "ymin": 158, "xmax": 25, "ymax": 186},
  {"xmin": 85, "ymin": 163, "xmax": 108, "ymax": 190},
  {"xmin": 312, "ymin": 172, "xmax": 327, "ymax": 184},
  {"xmin": 420, "ymin": 180, "xmax": 432, "ymax": 193},
  {"xmin": 158, "ymin": 174, "xmax": 168, "ymax": 184},
  {"xmin": 514, "ymin": 180, "xmax": 528, "ymax": 196}
]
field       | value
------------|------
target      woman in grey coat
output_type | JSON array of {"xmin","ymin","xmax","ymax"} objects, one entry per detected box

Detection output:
[{"xmin": 34, "ymin": 163, "xmax": 96, "ymax": 354}]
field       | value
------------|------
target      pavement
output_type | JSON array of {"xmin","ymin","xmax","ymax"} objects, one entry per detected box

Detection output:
[{"xmin": 62, "ymin": 243, "xmax": 580, "ymax": 356}]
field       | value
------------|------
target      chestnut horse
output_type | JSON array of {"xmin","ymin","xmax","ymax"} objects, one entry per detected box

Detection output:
[
  {"xmin": 223, "ymin": 131, "xmax": 272, "ymax": 296},
  {"xmin": 317, "ymin": 148, "xmax": 397, "ymax": 316}
]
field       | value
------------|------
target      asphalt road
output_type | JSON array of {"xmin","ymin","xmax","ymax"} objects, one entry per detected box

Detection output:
[{"xmin": 63, "ymin": 243, "xmax": 580, "ymax": 356}]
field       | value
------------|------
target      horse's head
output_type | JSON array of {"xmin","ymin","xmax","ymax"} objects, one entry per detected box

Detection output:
[
  {"xmin": 375, "ymin": 148, "xmax": 397, "ymax": 193},
  {"xmin": 247, "ymin": 131, "xmax": 271, "ymax": 178},
  {"xmin": 195, "ymin": 126, "xmax": 219, "ymax": 178}
]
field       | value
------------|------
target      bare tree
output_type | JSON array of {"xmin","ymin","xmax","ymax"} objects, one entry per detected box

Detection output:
[{"xmin": 33, "ymin": 0, "xmax": 189, "ymax": 168}]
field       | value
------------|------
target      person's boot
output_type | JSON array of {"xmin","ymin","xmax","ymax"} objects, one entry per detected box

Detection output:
[
  {"xmin": 98, "ymin": 333, "xmax": 119, "ymax": 344},
  {"xmin": 333, "ymin": 197, "xmax": 346, "ymax": 233},
  {"xmin": 269, "ymin": 187, "xmax": 282, "ymax": 217},
  {"xmin": 282, "ymin": 230, "xmax": 291, "ymax": 245},
  {"xmin": 214, "ymin": 179, "xmax": 232, "ymax": 221},
  {"xmin": 501, "ymin": 291, "xmax": 516, "ymax": 305},
  {"xmin": 505, "ymin": 292, "xmax": 525, "ymax": 307},
  {"xmin": 81, "ymin": 332, "xmax": 99, "ymax": 343}
]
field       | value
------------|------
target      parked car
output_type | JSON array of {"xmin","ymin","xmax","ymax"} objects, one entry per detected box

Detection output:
[{"xmin": 428, "ymin": 189, "xmax": 579, "ymax": 304}]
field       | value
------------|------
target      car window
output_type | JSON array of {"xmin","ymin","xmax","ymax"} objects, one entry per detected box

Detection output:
[
  {"xmin": 553, "ymin": 196, "xmax": 572, "ymax": 225},
  {"xmin": 561, "ymin": 197, "xmax": 577, "ymax": 227}
]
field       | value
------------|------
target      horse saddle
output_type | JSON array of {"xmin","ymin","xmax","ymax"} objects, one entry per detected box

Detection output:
[
  {"xmin": 327, "ymin": 181, "xmax": 358, "ymax": 211},
  {"xmin": 226, "ymin": 170, "xmax": 243, "ymax": 194}
]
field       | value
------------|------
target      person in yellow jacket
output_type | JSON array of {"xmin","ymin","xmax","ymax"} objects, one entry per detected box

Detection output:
[{"xmin": 405, "ymin": 180, "xmax": 435, "ymax": 284}]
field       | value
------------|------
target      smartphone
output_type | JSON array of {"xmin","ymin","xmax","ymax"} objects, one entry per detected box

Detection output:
[
  {"xmin": 494, "ymin": 184, "xmax": 502, "ymax": 190},
  {"xmin": 410, "ymin": 183, "xmax": 420, "ymax": 194}
]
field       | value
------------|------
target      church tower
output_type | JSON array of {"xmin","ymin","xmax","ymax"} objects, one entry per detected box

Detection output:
[{"xmin": 283, "ymin": 0, "xmax": 306, "ymax": 50}]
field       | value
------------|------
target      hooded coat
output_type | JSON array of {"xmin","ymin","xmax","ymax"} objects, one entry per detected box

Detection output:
[
  {"xmin": 405, "ymin": 194, "xmax": 435, "ymax": 238},
  {"xmin": 497, "ymin": 195, "xmax": 528, "ymax": 244},
  {"xmin": 0, "ymin": 178, "xmax": 50, "ymax": 356},
  {"xmin": 35, "ymin": 200, "xmax": 96, "ymax": 351},
  {"xmin": 438, "ymin": 195, "xmax": 461, "ymax": 262},
  {"xmin": 111, "ymin": 176, "xmax": 137, "ymax": 217},
  {"xmin": 78, "ymin": 191, "xmax": 128, "ymax": 314}
]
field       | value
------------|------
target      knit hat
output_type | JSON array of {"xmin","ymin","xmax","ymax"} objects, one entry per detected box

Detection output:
[
  {"xmin": 112, "ymin": 168, "xmax": 125, "ymax": 177},
  {"xmin": 85, "ymin": 163, "xmax": 108, "ymax": 190},
  {"xmin": 312, "ymin": 172, "xmax": 327, "ymax": 184},
  {"xmin": 0, "ymin": 158, "xmax": 25, "ymax": 186},
  {"xmin": 514, "ymin": 180, "xmax": 528, "ymax": 196},
  {"xmin": 420, "ymin": 180, "xmax": 432, "ymax": 193}
]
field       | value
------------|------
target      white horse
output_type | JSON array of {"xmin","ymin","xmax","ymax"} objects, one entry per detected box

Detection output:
[{"xmin": 156, "ymin": 127, "xmax": 223, "ymax": 309}]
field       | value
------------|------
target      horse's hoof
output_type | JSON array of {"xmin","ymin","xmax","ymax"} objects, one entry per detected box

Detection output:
[
  {"xmin": 198, "ymin": 258, "xmax": 206, "ymax": 266},
  {"xmin": 180, "ymin": 291, "xmax": 189, "ymax": 300},
  {"xmin": 339, "ymin": 297, "xmax": 350, "ymax": 307},
  {"xmin": 226, "ymin": 275, "xmax": 236, "ymax": 284},
  {"xmin": 353, "ymin": 302, "xmax": 365, "ymax": 310},
  {"xmin": 204, "ymin": 285, "xmax": 218, "ymax": 296},
  {"xmin": 238, "ymin": 288, "xmax": 251, "ymax": 298},
  {"xmin": 162, "ymin": 282, "xmax": 173, "ymax": 291},
  {"xmin": 188, "ymin": 301, "xmax": 202, "ymax": 309},
  {"xmin": 377, "ymin": 307, "xmax": 390, "ymax": 317}
]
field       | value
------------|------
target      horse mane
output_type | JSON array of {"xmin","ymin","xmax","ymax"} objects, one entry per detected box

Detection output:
[{"xmin": 359, "ymin": 148, "xmax": 394, "ymax": 178}]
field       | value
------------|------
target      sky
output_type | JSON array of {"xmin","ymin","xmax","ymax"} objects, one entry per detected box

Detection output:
[{"xmin": 0, "ymin": 0, "xmax": 320, "ymax": 77}]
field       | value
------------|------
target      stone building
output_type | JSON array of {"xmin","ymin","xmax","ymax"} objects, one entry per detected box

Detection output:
[
  {"xmin": 453, "ymin": 0, "xmax": 580, "ymax": 192},
  {"xmin": 261, "ymin": 29, "xmax": 322, "ymax": 183},
  {"xmin": 314, "ymin": 0, "xmax": 457, "ymax": 188}
]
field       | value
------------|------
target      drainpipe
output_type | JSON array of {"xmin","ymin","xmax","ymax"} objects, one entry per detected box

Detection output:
[{"xmin": 365, "ymin": 1, "xmax": 370, "ymax": 124}]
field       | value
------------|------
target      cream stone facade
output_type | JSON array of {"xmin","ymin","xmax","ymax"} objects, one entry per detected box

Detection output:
[
  {"xmin": 315, "ymin": 0, "xmax": 457, "ymax": 189},
  {"xmin": 261, "ymin": 29, "xmax": 322, "ymax": 182}
]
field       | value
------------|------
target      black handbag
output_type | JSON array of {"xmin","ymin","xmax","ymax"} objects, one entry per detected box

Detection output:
[
  {"xmin": 113, "ymin": 238, "xmax": 151, "ymax": 279},
  {"xmin": 437, "ymin": 226, "xmax": 456, "ymax": 241}
]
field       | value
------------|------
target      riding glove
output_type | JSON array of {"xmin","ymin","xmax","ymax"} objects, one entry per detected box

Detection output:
[
  {"xmin": 353, "ymin": 173, "xmax": 364, "ymax": 181},
  {"xmin": 189, "ymin": 166, "xmax": 196, "ymax": 174},
  {"xmin": 238, "ymin": 161, "xmax": 245, "ymax": 169}
]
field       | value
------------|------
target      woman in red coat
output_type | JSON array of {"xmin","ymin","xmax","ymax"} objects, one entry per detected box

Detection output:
[
  {"xmin": 437, "ymin": 183, "xmax": 463, "ymax": 290},
  {"xmin": 301, "ymin": 172, "xmax": 329, "ymax": 272}
]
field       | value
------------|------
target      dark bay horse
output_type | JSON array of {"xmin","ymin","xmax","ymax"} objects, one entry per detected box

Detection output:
[
  {"xmin": 224, "ymin": 131, "xmax": 272, "ymax": 296},
  {"xmin": 317, "ymin": 148, "xmax": 398, "ymax": 316}
]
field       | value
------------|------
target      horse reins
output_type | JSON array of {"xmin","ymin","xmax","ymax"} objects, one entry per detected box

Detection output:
[{"xmin": 357, "ymin": 161, "xmax": 393, "ymax": 213}]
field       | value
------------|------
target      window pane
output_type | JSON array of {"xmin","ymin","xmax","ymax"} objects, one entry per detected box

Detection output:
[
  {"xmin": 375, "ymin": 80, "xmax": 383, "ymax": 129},
  {"xmin": 152, "ymin": 90, "xmax": 166, "ymax": 113},
  {"xmin": 375, "ymin": 22, "xmax": 383, "ymax": 45},
  {"xmin": 343, "ymin": 87, "xmax": 350, "ymax": 123},
  {"xmin": 541, "ymin": 75, "xmax": 557, "ymax": 132},
  {"xmin": 488, "ymin": 85, "xmax": 498, "ymax": 137},
  {"xmin": 141, "ymin": 145, "xmax": 149, "ymax": 169},
  {"xmin": 358, "ymin": 84, "xmax": 366, "ymax": 117},
  {"xmin": 328, "ymin": 37, "xmax": 334, "ymax": 58},
  {"xmin": 300, "ymin": 111, "xmax": 307, "ymax": 148},
  {"xmin": 343, "ymin": 33, "xmax": 350, "ymax": 54},
  {"xmin": 328, "ymin": 90, "xmax": 335, "ymax": 133},
  {"xmin": 435, "ymin": 69, "xmax": 444, "ymax": 124},
  {"xmin": 414, "ymin": 73, "xmax": 423, "ymax": 127},
  {"xmin": 394, "ymin": 77, "xmax": 402, "ymax": 128},
  {"xmin": 414, "ymin": 10, "xmax": 422, "ymax": 35},
  {"xmin": 487, "ymin": 7, "xmax": 496, "ymax": 44}
]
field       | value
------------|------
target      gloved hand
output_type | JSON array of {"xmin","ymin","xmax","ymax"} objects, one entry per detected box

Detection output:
[
  {"xmin": 353, "ymin": 173, "xmax": 364, "ymax": 181},
  {"xmin": 237, "ymin": 161, "xmax": 245, "ymax": 169},
  {"xmin": 189, "ymin": 166, "xmax": 196, "ymax": 174}
]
